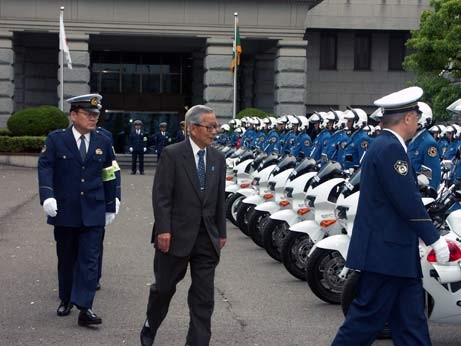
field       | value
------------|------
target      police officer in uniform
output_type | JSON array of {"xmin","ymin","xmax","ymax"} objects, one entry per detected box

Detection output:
[
  {"xmin": 408, "ymin": 102, "xmax": 441, "ymax": 190},
  {"xmin": 176, "ymin": 121, "xmax": 186, "ymax": 142},
  {"xmin": 332, "ymin": 87, "xmax": 450, "ymax": 346},
  {"xmin": 152, "ymin": 122, "xmax": 172, "ymax": 160},
  {"xmin": 38, "ymin": 94, "xmax": 117, "ymax": 326},
  {"xmin": 341, "ymin": 108, "xmax": 371, "ymax": 169},
  {"xmin": 129, "ymin": 120, "xmax": 148, "ymax": 174}
]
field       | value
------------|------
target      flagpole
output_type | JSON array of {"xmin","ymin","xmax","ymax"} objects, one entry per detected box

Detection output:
[
  {"xmin": 233, "ymin": 12, "xmax": 238, "ymax": 119},
  {"xmin": 59, "ymin": 6, "xmax": 64, "ymax": 111}
]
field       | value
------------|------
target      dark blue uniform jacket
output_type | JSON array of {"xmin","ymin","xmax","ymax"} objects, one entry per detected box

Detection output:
[
  {"xmin": 38, "ymin": 127, "xmax": 116, "ymax": 227},
  {"xmin": 346, "ymin": 130, "xmax": 439, "ymax": 278}
]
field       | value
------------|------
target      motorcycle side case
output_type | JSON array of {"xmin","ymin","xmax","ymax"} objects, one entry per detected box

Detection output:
[
  {"xmin": 446, "ymin": 209, "xmax": 461, "ymax": 238},
  {"xmin": 309, "ymin": 234, "xmax": 350, "ymax": 259},
  {"xmin": 225, "ymin": 183, "xmax": 240, "ymax": 194}
]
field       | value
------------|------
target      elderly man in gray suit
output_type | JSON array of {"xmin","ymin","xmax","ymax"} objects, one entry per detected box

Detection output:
[{"xmin": 140, "ymin": 105, "xmax": 227, "ymax": 346}]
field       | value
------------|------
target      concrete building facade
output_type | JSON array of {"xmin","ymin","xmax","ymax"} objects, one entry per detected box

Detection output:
[{"xmin": 0, "ymin": 0, "xmax": 430, "ymax": 141}]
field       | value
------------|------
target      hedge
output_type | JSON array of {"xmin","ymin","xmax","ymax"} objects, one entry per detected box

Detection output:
[
  {"xmin": 236, "ymin": 107, "xmax": 268, "ymax": 119},
  {"xmin": 0, "ymin": 136, "xmax": 46, "ymax": 153},
  {"xmin": 7, "ymin": 105, "xmax": 68, "ymax": 136},
  {"xmin": 0, "ymin": 128, "xmax": 12, "ymax": 136}
]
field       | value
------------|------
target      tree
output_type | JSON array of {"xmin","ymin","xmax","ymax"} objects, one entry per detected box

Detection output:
[{"xmin": 404, "ymin": 0, "xmax": 461, "ymax": 120}]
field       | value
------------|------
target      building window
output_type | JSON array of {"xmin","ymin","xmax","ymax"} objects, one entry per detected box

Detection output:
[
  {"xmin": 319, "ymin": 32, "xmax": 337, "ymax": 70},
  {"xmin": 389, "ymin": 33, "xmax": 408, "ymax": 71},
  {"xmin": 354, "ymin": 34, "xmax": 371, "ymax": 70}
]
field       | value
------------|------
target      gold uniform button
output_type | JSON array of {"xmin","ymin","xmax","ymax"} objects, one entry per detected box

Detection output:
[
  {"xmin": 81, "ymin": 178, "xmax": 85, "ymax": 182},
  {"xmin": 80, "ymin": 192, "xmax": 84, "ymax": 196},
  {"xmin": 82, "ymin": 166, "xmax": 85, "ymax": 170}
]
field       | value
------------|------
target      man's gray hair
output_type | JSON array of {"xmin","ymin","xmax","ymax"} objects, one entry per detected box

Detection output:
[
  {"xmin": 186, "ymin": 105, "xmax": 214, "ymax": 127},
  {"xmin": 382, "ymin": 112, "xmax": 406, "ymax": 128}
]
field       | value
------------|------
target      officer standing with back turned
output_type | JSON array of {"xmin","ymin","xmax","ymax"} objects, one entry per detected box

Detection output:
[
  {"xmin": 38, "ymin": 94, "xmax": 117, "ymax": 327},
  {"xmin": 331, "ymin": 87, "xmax": 449, "ymax": 345}
]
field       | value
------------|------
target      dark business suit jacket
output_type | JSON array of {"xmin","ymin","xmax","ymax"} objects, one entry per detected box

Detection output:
[{"xmin": 151, "ymin": 139, "xmax": 226, "ymax": 257}]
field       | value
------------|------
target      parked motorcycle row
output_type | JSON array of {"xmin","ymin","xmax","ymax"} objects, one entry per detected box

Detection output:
[{"xmin": 213, "ymin": 102, "xmax": 461, "ymax": 333}]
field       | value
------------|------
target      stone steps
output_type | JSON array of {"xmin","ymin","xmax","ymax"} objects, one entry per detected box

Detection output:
[{"xmin": 116, "ymin": 154, "xmax": 158, "ymax": 169}]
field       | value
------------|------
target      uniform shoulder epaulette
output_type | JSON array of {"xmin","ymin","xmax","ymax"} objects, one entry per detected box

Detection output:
[{"xmin": 49, "ymin": 128, "xmax": 67, "ymax": 136}]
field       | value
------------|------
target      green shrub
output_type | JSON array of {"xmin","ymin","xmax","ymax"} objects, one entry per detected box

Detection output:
[
  {"xmin": 0, "ymin": 136, "xmax": 46, "ymax": 153},
  {"xmin": 7, "ymin": 106, "xmax": 68, "ymax": 136},
  {"xmin": 236, "ymin": 107, "xmax": 268, "ymax": 119},
  {"xmin": 0, "ymin": 128, "xmax": 12, "ymax": 136}
]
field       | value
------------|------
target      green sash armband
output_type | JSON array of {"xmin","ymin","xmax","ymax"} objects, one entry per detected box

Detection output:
[{"xmin": 102, "ymin": 166, "xmax": 116, "ymax": 182}]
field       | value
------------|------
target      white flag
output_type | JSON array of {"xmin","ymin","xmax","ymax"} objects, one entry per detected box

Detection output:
[{"xmin": 59, "ymin": 10, "xmax": 72, "ymax": 69}]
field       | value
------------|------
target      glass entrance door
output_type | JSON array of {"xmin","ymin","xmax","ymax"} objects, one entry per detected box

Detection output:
[{"xmin": 102, "ymin": 111, "xmax": 179, "ymax": 153}]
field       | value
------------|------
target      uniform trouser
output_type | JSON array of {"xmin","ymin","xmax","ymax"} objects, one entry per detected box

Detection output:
[
  {"xmin": 97, "ymin": 228, "xmax": 106, "ymax": 282},
  {"xmin": 54, "ymin": 226, "xmax": 104, "ymax": 310},
  {"xmin": 332, "ymin": 271, "xmax": 431, "ymax": 346},
  {"xmin": 146, "ymin": 228, "xmax": 219, "ymax": 346},
  {"xmin": 131, "ymin": 151, "xmax": 144, "ymax": 173}
]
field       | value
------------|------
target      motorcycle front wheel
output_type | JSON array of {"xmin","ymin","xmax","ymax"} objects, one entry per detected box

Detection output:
[
  {"xmin": 247, "ymin": 210, "xmax": 270, "ymax": 248},
  {"xmin": 305, "ymin": 248, "xmax": 345, "ymax": 304},
  {"xmin": 236, "ymin": 202, "xmax": 254, "ymax": 236},
  {"xmin": 262, "ymin": 219, "xmax": 290, "ymax": 262},
  {"xmin": 225, "ymin": 192, "xmax": 244, "ymax": 226},
  {"xmin": 281, "ymin": 231, "xmax": 314, "ymax": 281}
]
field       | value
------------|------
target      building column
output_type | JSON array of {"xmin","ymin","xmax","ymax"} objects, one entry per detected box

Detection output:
[
  {"xmin": 0, "ymin": 31, "xmax": 14, "ymax": 128},
  {"xmin": 274, "ymin": 40, "xmax": 307, "ymax": 116},
  {"xmin": 254, "ymin": 53, "xmax": 275, "ymax": 114},
  {"xmin": 58, "ymin": 33, "xmax": 90, "ymax": 112},
  {"xmin": 191, "ymin": 51, "xmax": 204, "ymax": 106},
  {"xmin": 203, "ymin": 38, "xmax": 233, "ymax": 123}
]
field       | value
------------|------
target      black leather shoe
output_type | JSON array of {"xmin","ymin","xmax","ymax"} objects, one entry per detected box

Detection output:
[
  {"xmin": 56, "ymin": 301, "xmax": 73, "ymax": 316},
  {"xmin": 140, "ymin": 172, "xmax": 145, "ymax": 175},
  {"xmin": 96, "ymin": 282, "xmax": 101, "ymax": 291},
  {"xmin": 78, "ymin": 309, "xmax": 102, "ymax": 326},
  {"xmin": 140, "ymin": 325, "xmax": 155, "ymax": 346},
  {"xmin": 131, "ymin": 172, "xmax": 136, "ymax": 175}
]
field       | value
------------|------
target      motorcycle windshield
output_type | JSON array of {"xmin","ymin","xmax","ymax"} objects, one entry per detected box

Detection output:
[
  {"xmin": 252, "ymin": 152, "xmax": 268, "ymax": 170},
  {"xmin": 271, "ymin": 155, "xmax": 297, "ymax": 177},
  {"xmin": 258, "ymin": 153, "xmax": 279, "ymax": 171},
  {"xmin": 310, "ymin": 161, "xmax": 343, "ymax": 188},
  {"xmin": 288, "ymin": 157, "xmax": 318, "ymax": 181}
]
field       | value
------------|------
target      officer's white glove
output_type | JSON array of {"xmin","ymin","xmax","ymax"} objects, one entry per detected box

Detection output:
[
  {"xmin": 43, "ymin": 198, "xmax": 58, "ymax": 217},
  {"xmin": 115, "ymin": 198, "xmax": 120, "ymax": 215},
  {"xmin": 143, "ymin": 147, "xmax": 147, "ymax": 152},
  {"xmin": 105, "ymin": 212, "xmax": 116, "ymax": 226},
  {"xmin": 431, "ymin": 237, "xmax": 450, "ymax": 264},
  {"xmin": 129, "ymin": 147, "xmax": 133, "ymax": 153}
]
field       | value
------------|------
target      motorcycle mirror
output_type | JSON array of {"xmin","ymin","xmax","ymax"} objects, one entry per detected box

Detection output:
[
  {"xmin": 419, "ymin": 165, "xmax": 433, "ymax": 180},
  {"xmin": 345, "ymin": 154, "xmax": 353, "ymax": 162}
]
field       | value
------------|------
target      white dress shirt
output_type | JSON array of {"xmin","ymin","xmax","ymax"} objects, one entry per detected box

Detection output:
[
  {"xmin": 72, "ymin": 126, "xmax": 90, "ymax": 154},
  {"xmin": 189, "ymin": 138, "xmax": 206, "ymax": 169}
]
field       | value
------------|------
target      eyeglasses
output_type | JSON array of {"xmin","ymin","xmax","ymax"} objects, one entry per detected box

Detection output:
[
  {"xmin": 77, "ymin": 110, "xmax": 100, "ymax": 119},
  {"xmin": 193, "ymin": 123, "xmax": 218, "ymax": 132}
]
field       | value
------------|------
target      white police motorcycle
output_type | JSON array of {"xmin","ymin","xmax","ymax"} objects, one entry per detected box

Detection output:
[{"xmin": 247, "ymin": 154, "xmax": 297, "ymax": 248}]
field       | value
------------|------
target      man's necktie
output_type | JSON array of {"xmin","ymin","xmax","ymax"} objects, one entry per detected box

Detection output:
[
  {"xmin": 79, "ymin": 135, "xmax": 86, "ymax": 161},
  {"xmin": 197, "ymin": 149, "xmax": 206, "ymax": 190}
]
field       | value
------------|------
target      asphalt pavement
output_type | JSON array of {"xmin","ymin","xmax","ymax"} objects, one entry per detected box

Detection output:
[{"xmin": 0, "ymin": 165, "xmax": 460, "ymax": 346}]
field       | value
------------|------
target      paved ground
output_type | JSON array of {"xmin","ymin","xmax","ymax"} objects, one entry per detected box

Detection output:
[{"xmin": 1, "ymin": 165, "xmax": 460, "ymax": 346}]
